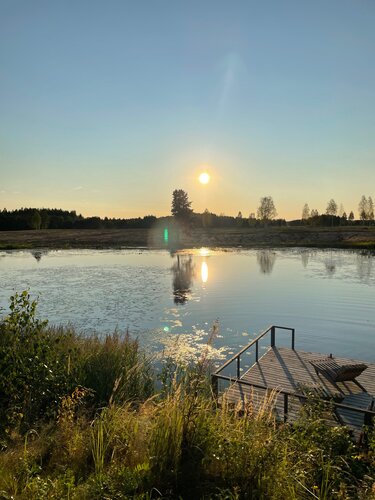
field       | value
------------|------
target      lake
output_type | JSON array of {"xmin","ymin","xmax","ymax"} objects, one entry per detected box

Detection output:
[{"xmin": 0, "ymin": 248, "xmax": 374, "ymax": 364}]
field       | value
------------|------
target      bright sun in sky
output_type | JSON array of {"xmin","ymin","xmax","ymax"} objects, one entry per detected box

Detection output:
[{"xmin": 199, "ymin": 172, "xmax": 210, "ymax": 184}]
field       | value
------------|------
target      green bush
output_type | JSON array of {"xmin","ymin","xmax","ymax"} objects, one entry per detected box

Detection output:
[
  {"xmin": 0, "ymin": 292, "xmax": 153, "ymax": 435},
  {"xmin": 0, "ymin": 291, "xmax": 75, "ymax": 432}
]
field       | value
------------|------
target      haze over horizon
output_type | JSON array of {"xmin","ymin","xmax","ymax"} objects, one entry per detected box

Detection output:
[{"xmin": 1, "ymin": 1, "xmax": 375, "ymax": 220}]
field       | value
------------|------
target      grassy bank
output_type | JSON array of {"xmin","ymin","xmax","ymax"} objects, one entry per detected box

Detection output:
[
  {"xmin": 1, "ymin": 226, "xmax": 375, "ymax": 250},
  {"xmin": 0, "ymin": 293, "xmax": 374, "ymax": 499}
]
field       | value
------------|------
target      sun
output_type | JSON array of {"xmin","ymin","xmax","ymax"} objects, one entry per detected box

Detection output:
[{"xmin": 199, "ymin": 172, "xmax": 210, "ymax": 184}]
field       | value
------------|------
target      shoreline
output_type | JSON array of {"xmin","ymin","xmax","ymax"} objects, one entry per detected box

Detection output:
[{"xmin": 1, "ymin": 226, "xmax": 375, "ymax": 251}]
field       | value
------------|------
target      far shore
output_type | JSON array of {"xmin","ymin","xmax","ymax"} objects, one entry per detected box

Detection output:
[{"xmin": 1, "ymin": 226, "xmax": 375, "ymax": 250}]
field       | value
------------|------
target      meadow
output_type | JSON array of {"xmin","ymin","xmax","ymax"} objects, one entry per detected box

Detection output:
[{"xmin": 1, "ymin": 226, "xmax": 375, "ymax": 250}]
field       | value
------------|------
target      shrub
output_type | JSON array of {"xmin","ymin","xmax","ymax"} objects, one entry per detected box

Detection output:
[
  {"xmin": 0, "ymin": 292, "xmax": 153, "ymax": 435},
  {"xmin": 0, "ymin": 291, "xmax": 75, "ymax": 432}
]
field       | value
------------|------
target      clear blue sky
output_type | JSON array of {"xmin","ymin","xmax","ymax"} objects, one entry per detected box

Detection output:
[{"xmin": 1, "ymin": 0, "xmax": 374, "ymax": 219}]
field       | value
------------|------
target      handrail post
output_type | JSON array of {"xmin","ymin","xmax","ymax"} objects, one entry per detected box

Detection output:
[
  {"xmin": 237, "ymin": 356, "xmax": 241, "ymax": 379},
  {"xmin": 364, "ymin": 411, "xmax": 373, "ymax": 428},
  {"xmin": 211, "ymin": 374, "xmax": 218, "ymax": 397},
  {"xmin": 255, "ymin": 340, "xmax": 259, "ymax": 363},
  {"xmin": 270, "ymin": 326, "xmax": 275, "ymax": 347},
  {"xmin": 291, "ymin": 329, "xmax": 295, "ymax": 350},
  {"xmin": 284, "ymin": 393, "xmax": 288, "ymax": 422}
]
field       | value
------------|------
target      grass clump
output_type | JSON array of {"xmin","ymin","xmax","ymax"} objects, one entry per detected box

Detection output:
[{"xmin": 0, "ymin": 292, "xmax": 374, "ymax": 499}]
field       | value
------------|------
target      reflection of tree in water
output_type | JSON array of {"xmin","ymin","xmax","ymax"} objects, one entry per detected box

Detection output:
[
  {"xmin": 356, "ymin": 252, "xmax": 373, "ymax": 284},
  {"xmin": 256, "ymin": 250, "xmax": 276, "ymax": 274},
  {"xmin": 171, "ymin": 255, "xmax": 195, "ymax": 304},
  {"xmin": 32, "ymin": 251, "xmax": 43, "ymax": 262},
  {"xmin": 324, "ymin": 252, "xmax": 336, "ymax": 277},
  {"xmin": 300, "ymin": 250, "xmax": 309, "ymax": 268}
]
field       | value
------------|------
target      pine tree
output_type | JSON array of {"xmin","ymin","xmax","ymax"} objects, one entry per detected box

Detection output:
[{"xmin": 171, "ymin": 190, "xmax": 193, "ymax": 220}]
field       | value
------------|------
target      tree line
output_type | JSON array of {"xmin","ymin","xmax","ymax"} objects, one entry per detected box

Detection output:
[
  {"xmin": 297, "ymin": 195, "xmax": 374, "ymax": 226},
  {"xmin": 0, "ymin": 208, "xmax": 157, "ymax": 231},
  {"xmin": 1, "ymin": 193, "xmax": 374, "ymax": 231},
  {"xmin": 171, "ymin": 190, "xmax": 375, "ymax": 228}
]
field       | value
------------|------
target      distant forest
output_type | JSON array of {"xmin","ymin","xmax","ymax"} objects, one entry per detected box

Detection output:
[
  {"xmin": 0, "ymin": 208, "xmax": 157, "ymax": 231},
  {"xmin": 0, "ymin": 207, "xmax": 370, "ymax": 231}
]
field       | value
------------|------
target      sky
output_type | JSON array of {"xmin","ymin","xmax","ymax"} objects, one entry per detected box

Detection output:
[{"xmin": 1, "ymin": 0, "xmax": 375, "ymax": 220}]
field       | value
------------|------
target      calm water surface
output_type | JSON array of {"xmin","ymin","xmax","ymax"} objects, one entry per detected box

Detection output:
[{"xmin": 0, "ymin": 248, "xmax": 374, "ymax": 363}]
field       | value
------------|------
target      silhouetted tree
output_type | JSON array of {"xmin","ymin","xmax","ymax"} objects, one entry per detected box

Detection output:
[
  {"xmin": 310, "ymin": 209, "xmax": 319, "ymax": 217},
  {"xmin": 348, "ymin": 211, "xmax": 355, "ymax": 223},
  {"xmin": 368, "ymin": 196, "xmax": 374, "ymax": 223},
  {"xmin": 236, "ymin": 211, "xmax": 243, "ymax": 227},
  {"xmin": 358, "ymin": 195, "xmax": 368, "ymax": 222},
  {"xmin": 171, "ymin": 189, "xmax": 193, "ymax": 221},
  {"xmin": 30, "ymin": 210, "xmax": 41, "ymax": 230},
  {"xmin": 257, "ymin": 196, "xmax": 277, "ymax": 223},
  {"xmin": 301, "ymin": 203, "xmax": 310, "ymax": 221},
  {"xmin": 326, "ymin": 199, "xmax": 338, "ymax": 226},
  {"xmin": 326, "ymin": 199, "xmax": 338, "ymax": 216},
  {"xmin": 202, "ymin": 209, "xmax": 212, "ymax": 228}
]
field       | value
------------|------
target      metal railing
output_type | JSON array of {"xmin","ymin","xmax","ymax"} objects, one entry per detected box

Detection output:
[
  {"xmin": 213, "ymin": 324, "xmax": 295, "ymax": 382},
  {"xmin": 211, "ymin": 325, "xmax": 374, "ymax": 430},
  {"xmin": 212, "ymin": 374, "xmax": 375, "ymax": 427}
]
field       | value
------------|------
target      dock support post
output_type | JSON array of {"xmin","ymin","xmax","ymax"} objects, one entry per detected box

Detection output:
[
  {"xmin": 291, "ymin": 329, "xmax": 295, "ymax": 350},
  {"xmin": 284, "ymin": 393, "xmax": 288, "ymax": 423},
  {"xmin": 211, "ymin": 375, "xmax": 218, "ymax": 398},
  {"xmin": 255, "ymin": 340, "xmax": 259, "ymax": 362},
  {"xmin": 270, "ymin": 326, "xmax": 275, "ymax": 347},
  {"xmin": 237, "ymin": 356, "xmax": 241, "ymax": 379}
]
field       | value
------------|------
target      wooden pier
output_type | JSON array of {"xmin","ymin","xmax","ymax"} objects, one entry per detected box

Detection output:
[{"xmin": 212, "ymin": 326, "xmax": 375, "ymax": 441}]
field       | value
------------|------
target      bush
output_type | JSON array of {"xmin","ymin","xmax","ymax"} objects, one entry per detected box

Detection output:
[
  {"xmin": 0, "ymin": 291, "xmax": 75, "ymax": 432},
  {"xmin": 0, "ymin": 292, "xmax": 153, "ymax": 435}
]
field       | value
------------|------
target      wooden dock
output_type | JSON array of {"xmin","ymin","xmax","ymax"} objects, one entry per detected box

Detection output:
[{"xmin": 212, "ymin": 326, "xmax": 375, "ymax": 441}]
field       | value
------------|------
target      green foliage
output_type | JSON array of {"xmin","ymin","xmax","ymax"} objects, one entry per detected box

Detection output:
[
  {"xmin": 0, "ymin": 292, "xmax": 153, "ymax": 434},
  {"xmin": 79, "ymin": 332, "xmax": 153, "ymax": 408},
  {"xmin": 0, "ymin": 294, "xmax": 374, "ymax": 498},
  {"xmin": 0, "ymin": 291, "xmax": 72, "ymax": 431}
]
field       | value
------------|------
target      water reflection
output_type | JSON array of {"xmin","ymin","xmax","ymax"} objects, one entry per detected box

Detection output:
[
  {"xmin": 257, "ymin": 250, "xmax": 276, "ymax": 274},
  {"xmin": 357, "ymin": 252, "xmax": 373, "ymax": 284},
  {"xmin": 324, "ymin": 252, "xmax": 336, "ymax": 277},
  {"xmin": 300, "ymin": 250, "xmax": 309, "ymax": 268},
  {"xmin": 32, "ymin": 251, "xmax": 43, "ymax": 262},
  {"xmin": 201, "ymin": 261, "xmax": 208, "ymax": 283},
  {"xmin": 171, "ymin": 255, "xmax": 195, "ymax": 305}
]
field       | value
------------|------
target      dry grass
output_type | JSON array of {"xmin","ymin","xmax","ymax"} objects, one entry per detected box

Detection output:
[{"xmin": 1, "ymin": 226, "xmax": 375, "ymax": 250}]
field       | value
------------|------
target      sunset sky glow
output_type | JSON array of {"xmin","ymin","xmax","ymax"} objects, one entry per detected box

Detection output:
[{"xmin": 1, "ymin": 1, "xmax": 375, "ymax": 219}]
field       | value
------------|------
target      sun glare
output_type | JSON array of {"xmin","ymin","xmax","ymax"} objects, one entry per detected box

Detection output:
[
  {"xmin": 199, "ymin": 172, "xmax": 210, "ymax": 184},
  {"xmin": 201, "ymin": 262, "xmax": 208, "ymax": 283}
]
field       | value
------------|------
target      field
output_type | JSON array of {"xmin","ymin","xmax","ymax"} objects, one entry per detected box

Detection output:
[{"xmin": 1, "ymin": 226, "xmax": 375, "ymax": 250}]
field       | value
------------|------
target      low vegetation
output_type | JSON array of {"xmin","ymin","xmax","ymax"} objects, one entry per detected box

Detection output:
[{"xmin": 0, "ymin": 293, "xmax": 374, "ymax": 499}]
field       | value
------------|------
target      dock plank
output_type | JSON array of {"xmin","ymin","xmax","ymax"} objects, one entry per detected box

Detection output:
[{"xmin": 220, "ymin": 347, "xmax": 375, "ymax": 439}]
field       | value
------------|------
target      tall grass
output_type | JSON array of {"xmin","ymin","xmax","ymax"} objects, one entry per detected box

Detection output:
[
  {"xmin": 0, "ymin": 294, "xmax": 374, "ymax": 498},
  {"xmin": 0, "ymin": 292, "xmax": 153, "ymax": 434}
]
